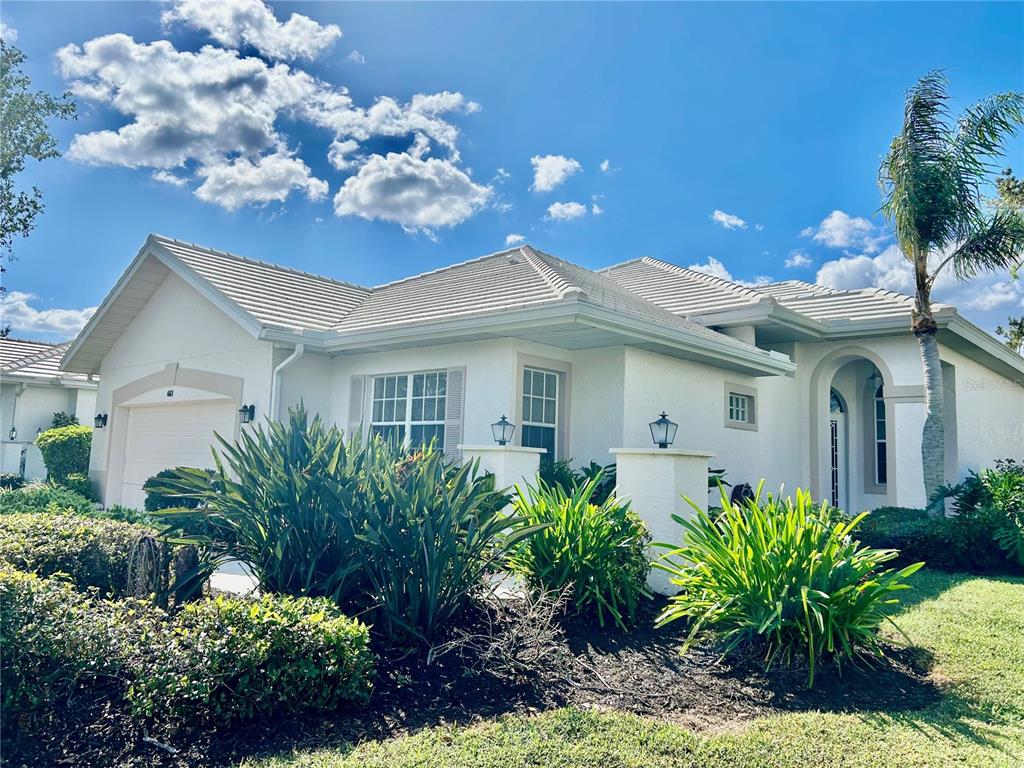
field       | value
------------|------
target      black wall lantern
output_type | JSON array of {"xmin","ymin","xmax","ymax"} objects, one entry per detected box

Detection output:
[
  {"xmin": 491, "ymin": 415, "xmax": 515, "ymax": 446},
  {"xmin": 94, "ymin": 413, "xmax": 108, "ymax": 429},
  {"xmin": 238, "ymin": 404, "xmax": 256, "ymax": 424},
  {"xmin": 7, "ymin": 426, "xmax": 16, "ymax": 441},
  {"xmin": 649, "ymin": 411, "xmax": 678, "ymax": 449}
]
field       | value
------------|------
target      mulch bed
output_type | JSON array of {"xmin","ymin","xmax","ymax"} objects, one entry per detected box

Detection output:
[{"xmin": 2, "ymin": 597, "xmax": 942, "ymax": 768}]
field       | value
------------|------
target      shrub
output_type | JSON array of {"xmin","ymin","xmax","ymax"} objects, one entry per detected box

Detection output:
[
  {"xmin": 654, "ymin": 485, "xmax": 923, "ymax": 687},
  {"xmin": 356, "ymin": 443, "xmax": 523, "ymax": 642},
  {"xmin": 50, "ymin": 411, "xmax": 79, "ymax": 428},
  {"xmin": 539, "ymin": 458, "xmax": 617, "ymax": 504},
  {"xmin": 0, "ymin": 513, "xmax": 155, "ymax": 597},
  {"xmin": 0, "ymin": 472, "xmax": 25, "ymax": 490},
  {"xmin": 34, "ymin": 424, "xmax": 91, "ymax": 483},
  {"xmin": 0, "ymin": 482, "xmax": 96, "ymax": 516},
  {"xmin": 143, "ymin": 467, "xmax": 208, "ymax": 513},
  {"xmin": 127, "ymin": 593, "xmax": 373, "ymax": 724},
  {"xmin": 507, "ymin": 474, "xmax": 650, "ymax": 629},
  {"xmin": 58, "ymin": 471, "xmax": 96, "ymax": 501}
]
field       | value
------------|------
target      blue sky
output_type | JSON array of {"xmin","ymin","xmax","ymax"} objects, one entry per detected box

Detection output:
[{"xmin": 2, "ymin": 1, "xmax": 1023, "ymax": 341}]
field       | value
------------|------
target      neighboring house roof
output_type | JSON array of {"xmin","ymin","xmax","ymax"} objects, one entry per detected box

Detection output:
[
  {"xmin": 755, "ymin": 280, "xmax": 838, "ymax": 300},
  {"xmin": 0, "ymin": 337, "xmax": 93, "ymax": 385}
]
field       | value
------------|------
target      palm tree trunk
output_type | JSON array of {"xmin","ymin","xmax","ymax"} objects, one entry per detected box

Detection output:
[{"xmin": 913, "ymin": 262, "xmax": 945, "ymax": 515}]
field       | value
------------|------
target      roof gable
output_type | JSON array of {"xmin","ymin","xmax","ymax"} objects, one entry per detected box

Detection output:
[{"xmin": 1, "ymin": 337, "xmax": 90, "ymax": 383}]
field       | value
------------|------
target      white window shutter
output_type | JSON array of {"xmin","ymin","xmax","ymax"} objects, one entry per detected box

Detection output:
[
  {"xmin": 347, "ymin": 375, "xmax": 365, "ymax": 439},
  {"xmin": 444, "ymin": 367, "xmax": 466, "ymax": 460}
]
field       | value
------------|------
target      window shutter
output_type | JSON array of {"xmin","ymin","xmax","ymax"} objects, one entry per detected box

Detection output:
[
  {"xmin": 443, "ymin": 367, "xmax": 466, "ymax": 461},
  {"xmin": 347, "ymin": 375, "xmax": 365, "ymax": 439}
]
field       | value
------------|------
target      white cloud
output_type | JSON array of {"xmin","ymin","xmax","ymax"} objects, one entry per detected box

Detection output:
[
  {"xmin": 599, "ymin": 159, "xmax": 610, "ymax": 172},
  {"xmin": 960, "ymin": 280, "xmax": 1023, "ymax": 311},
  {"xmin": 688, "ymin": 257, "xmax": 772, "ymax": 287},
  {"xmin": 333, "ymin": 149, "xmax": 492, "ymax": 236},
  {"xmin": 530, "ymin": 155, "xmax": 581, "ymax": 192},
  {"xmin": 152, "ymin": 170, "xmax": 188, "ymax": 187},
  {"xmin": 803, "ymin": 209, "xmax": 887, "ymax": 253},
  {"xmin": 327, "ymin": 138, "xmax": 362, "ymax": 171},
  {"xmin": 494, "ymin": 168, "xmax": 511, "ymax": 182},
  {"xmin": 195, "ymin": 151, "xmax": 328, "ymax": 211},
  {"xmin": 755, "ymin": 223, "xmax": 764, "ymax": 231},
  {"xmin": 710, "ymin": 209, "xmax": 747, "ymax": 230},
  {"xmin": 346, "ymin": 50, "xmax": 366, "ymax": 64},
  {"xmin": 546, "ymin": 201, "xmax": 588, "ymax": 221},
  {"xmin": 591, "ymin": 202, "xmax": 604, "ymax": 216},
  {"xmin": 785, "ymin": 250, "xmax": 813, "ymax": 269},
  {"xmin": 0, "ymin": 21, "xmax": 17, "ymax": 43},
  {"xmin": 161, "ymin": 0, "xmax": 341, "ymax": 61},
  {"xmin": 0, "ymin": 292, "xmax": 96, "ymax": 338},
  {"xmin": 505, "ymin": 233, "xmax": 525, "ymax": 246}
]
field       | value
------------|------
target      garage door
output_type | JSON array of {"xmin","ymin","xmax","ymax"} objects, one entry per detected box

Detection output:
[{"xmin": 120, "ymin": 401, "xmax": 237, "ymax": 509}]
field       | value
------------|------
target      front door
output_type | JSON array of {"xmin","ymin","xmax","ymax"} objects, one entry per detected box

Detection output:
[{"xmin": 829, "ymin": 389, "xmax": 848, "ymax": 511}]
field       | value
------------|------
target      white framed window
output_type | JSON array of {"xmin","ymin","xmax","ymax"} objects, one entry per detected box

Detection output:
[
  {"xmin": 521, "ymin": 367, "xmax": 558, "ymax": 464},
  {"xmin": 873, "ymin": 384, "xmax": 887, "ymax": 485},
  {"xmin": 370, "ymin": 370, "xmax": 447, "ymax": 449},
  {"xmin": 724, "ymin": 383, "xmax": 757, "ymax": 431}
]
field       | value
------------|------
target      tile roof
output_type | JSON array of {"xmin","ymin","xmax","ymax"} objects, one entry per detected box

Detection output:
[
  {"xmin": 0, "ymin": 338, "xmax": 83, "ymax": 381},
  {"xmin": 599, "ymin": 257, "xmax": 766, "ymax": 316},
  {"xmin": 152, "ymin": 236, "xmax": 371, "ymax": 332},
  {"xmin": 767, "ymin": 287, "xmax": 948, "ymax": 323},
  {"xmin": 755, "ymin": 280, "xmax": 838, "ymax": 300}
]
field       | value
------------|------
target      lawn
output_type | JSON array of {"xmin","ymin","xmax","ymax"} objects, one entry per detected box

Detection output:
[{"xmin": 246, "ymin": 570, "xmax": 1024, "ymax": 768}]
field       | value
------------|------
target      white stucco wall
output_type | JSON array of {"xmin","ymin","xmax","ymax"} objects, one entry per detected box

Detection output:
[
  {"xmin": 0, "ymin": 382, "xmax": 95, "ymax": 479},
  {"xmin": 90, "ymin": 272, "xmax": 276, "ymax": 502},
  {"xmin": 276, "ymin": 351, "xmax": 333, "ymax": 424}
]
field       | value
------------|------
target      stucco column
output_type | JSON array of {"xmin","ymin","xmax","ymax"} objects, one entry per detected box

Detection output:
[
  {"xmin": 459, "ymin": 445, "xmax": 544, "ymax": 493},
  {"xmin": 611, "ymin": 447, "xmax": 713, "ymax": 595},
  {"xmin": 891, "ymin": 400, "xmax": 927, "ymax": 508}
]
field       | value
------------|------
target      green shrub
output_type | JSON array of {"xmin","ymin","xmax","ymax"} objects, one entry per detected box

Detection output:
[
  {"xmin": 356, "ymin": 443, "xmax": 523, "ymax": 642},
  {"xmin": 0, "ymin": 570, "xmax": 160, "ymax": 718},
  {"xmin": 34, "ymin": 424, "xmax": 92, "ymax": 483},
  {"xmin": 50, "ymin": 411, "xmax": 79, "ymax": 428},
  {"xmin": 128, "ymin": 593, "xmax": 373, "ymax": 724},
  {"xmin": 143, "ymin": 467, "xmax": 208, "ymax": 513},
  {"xmin": 0, "ymin": 513, "xmax": 155, "ymax": 597},
  {"xmin": 539, "ymin": 458, "xmax": 617, "ymax": 505},
  {"xmin": 507, "ymin": 474, "xmax": 650, "ymax": 629},
  {"xmin": 654, "ymin": 485, "xmax": 922, "ymax": 687},
  {"xmin": 941, "ymin": 459, "xmax": 1024, "ymax": 568},
  {"xmin": 0, "ymin": 472, "xmax": 25, "ymax": 490},
  {"xmin": 58, "ymin": 471, "xmax": 96, "ymax": 501},
  {"xmin": 0, "ymin": 482, "xmax": 96, "ymax": 516}
]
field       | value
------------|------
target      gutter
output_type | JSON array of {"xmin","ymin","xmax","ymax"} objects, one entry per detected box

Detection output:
[{"xmin": 269, "ymin": 343, "xmax": 305, "ymax": 420}]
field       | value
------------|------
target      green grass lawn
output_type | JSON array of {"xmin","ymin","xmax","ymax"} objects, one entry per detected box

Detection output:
[{"xmin": 245, "ymin": 570, "xmax": 1024, "ymax": 768}]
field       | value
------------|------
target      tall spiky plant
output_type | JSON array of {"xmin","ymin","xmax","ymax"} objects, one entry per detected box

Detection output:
[{"xmin": 879, "ymin": 72, "xmax": 1024, "ymax": 509}]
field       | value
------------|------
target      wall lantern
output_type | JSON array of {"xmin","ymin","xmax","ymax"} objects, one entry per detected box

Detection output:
[
  {"xmin": 7, "ymin": 426, "xmax": 16, "ymax": 441},
  {"xmin": 238, "ymin": 404, "xmax": 256, "ymax": 424},
  {"xmin": 649, "ymin": 411, "xmax": 678, "ymax": 449},
  {"xmin": 94, "ymin": 413, "xmax": 108, "ymax": 429},
  {"xmin": 491, "ymin": 415, "xmax": 515, "ymax": 446},
  {"xmin": 867, "ymin": 369, "xmax": 883, "ymax": 391}
]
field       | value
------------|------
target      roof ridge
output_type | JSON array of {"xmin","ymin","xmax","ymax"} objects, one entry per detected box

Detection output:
[
  {"xmin": 369, "ymin": 245, "xmax": 532, "ymax": 291},
  {"xmin": 639, "ymin": 257, "xmax": 767, "ymax": 299},
  {"xmin": 596, "ymin": 256, "xmax": 645, "ymax": 273},
  {"xmin": 519, "ymin": 246, "xmax": 579, "ymax": 298},
  {"xmin": 1, "ymin": 341, "xmax": 70, "ymax": 373},
  {"xmin": 149, "ymin": 234, "xmax": 372, "ymax": 294}
]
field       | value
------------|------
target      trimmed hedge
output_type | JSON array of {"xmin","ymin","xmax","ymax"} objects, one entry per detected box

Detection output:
[
  {"xmin": 59, "ymin": 472, "xmax": 96, "ymax": 501},
  {"xmin": 34, "ymin": 424, "xmax": 92, "ymax": 483},
  {"xmin": 0, "ymin": 482, "xmax": 96, "ymax": 516},
  {"xmin": 128, "ymin": 594, "xmax": 374, "ymax": 724},
  {"xmin": 0, "ymin": 513, "xmax": 155, "ymax": 597},
  {"xmin": 0, "ymin": 571, "xmax": 374, "ymax": 726}
]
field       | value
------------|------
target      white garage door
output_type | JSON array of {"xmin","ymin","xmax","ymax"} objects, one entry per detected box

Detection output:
[{"xmin": 120, "ymin": 401, "xmax": 237, "ymax": 509}]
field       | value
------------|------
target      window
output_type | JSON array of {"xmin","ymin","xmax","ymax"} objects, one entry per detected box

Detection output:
[
  {"xmin": 724, "ymin": 383, "xmax": 757, "ymax": 430},
  {"xmin": 874, "ymin": 383, "xmax": 887, "ymax": 485},
  {"xmin": 521, "ymin": 367, "xmax": 557, "ymax": 464},
  {"xmin": 371, "ymin": 371, "xmax": 446, "ymax": 449}
]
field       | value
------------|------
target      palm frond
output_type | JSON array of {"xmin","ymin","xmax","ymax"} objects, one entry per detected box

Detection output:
[
  {"xmin": 954, "ymin": 92, "xmax": 1024, "ymax": 176},
  {"xmin": 948, "ymin": 207, "xmax": 1024, "ymax": 280}
]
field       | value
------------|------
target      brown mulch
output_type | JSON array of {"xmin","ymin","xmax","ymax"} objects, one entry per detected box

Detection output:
[{"xmin": 2, "ymin": 597, "xmax": 942, "ymax": 768}]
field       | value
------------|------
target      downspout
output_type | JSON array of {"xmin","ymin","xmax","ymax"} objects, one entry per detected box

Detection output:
[{"xmin": 270, "ymin": 344, "xmax": 305, "ymax": 421}]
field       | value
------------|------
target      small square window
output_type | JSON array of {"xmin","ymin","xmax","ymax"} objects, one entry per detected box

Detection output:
[{"xmin": 724, "ymin": 383, "xmax": 757, "ymax": 431}]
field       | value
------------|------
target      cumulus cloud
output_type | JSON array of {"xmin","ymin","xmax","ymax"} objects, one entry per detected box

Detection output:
[
  {"xmin": 688, "ymin": 257, "xmax": 772, "ymax": 287},
  {"xmin": 195, "ymin": 151, "xmax": 327, "ymax": 211},
  {"xmin": 327, "ymin": 138, "xmax": 362, "ymax": 171},
  {"xmin": 0, "ymin": 21, "xmax": 17, "ymax": 43},
  {"xmin": 531, "ymin": 155, "xmax": 581, "ymax": 192},
  {"xmin": 346, "ymin": 50, "xmax": 366, "ymax": 64},
  {"xmin": 161, "ymin": 0, "xmax": 341, "ymax": 61},
  {"xmin": 333, "ymin": 149, "xmax": 492, "ymax": 236},
  {"xmin": 599, "ymin": 159, "xmax": 610, "ymax": 172},
  {"xmin": 545, "ymin": 201, "xmax": 588, "ymax": 221},
  {"xmin": 784, "ymin": 250, "xmax": 813, "ymax": 269},
  {"xmin": 152, "ymin": 170, "xmax": 188, "ymax": 187},
  {"xmin": 505, "ymin": 233, "xmax": 525, "ymax": 245},
  {"xmin": 710, "ymin": 209, "xmax": 747, "ymax": 230},
  {"xmin": 0, "ymin": 292, "xmax": 96, "ymax": 338},
  {"xmin": 802, "ymin": 210, "xmax": 887, "ymax": 253}
]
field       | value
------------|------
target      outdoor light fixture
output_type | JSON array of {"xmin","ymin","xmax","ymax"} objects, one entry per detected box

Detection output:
[
  {"xmin": 491, "ymin": 415, "xmax": 515, "ymax": 445},
  {"xmin": 868, "ymin": 369, "xmax": 883, "ymax": 391},
  {"xmin": 649, "ymin": 411, "xmax": 678, "ymax": 449},
  {"xmin": 94, "ymin": 413, "xmax": 108, "ymax": 429},
  {"xmin": 7, "ymin": 426, "xmax": 16, "ymax": 441},
  {"xmin": 238, "ymin": 404, "xmax": 256, "ymax": 424}
]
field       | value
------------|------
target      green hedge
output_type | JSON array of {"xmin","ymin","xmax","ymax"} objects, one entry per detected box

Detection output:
[
  {"xmin": 34, "ymin": 425, "xmax": 92, "ymax": 483},
  {"xmin": 0, "ymin": 482, "xmax": 96, "ymax": 516},
  {"xmin": 128, "ymin": 593, "xmax": 374, "ymax": 724},
  {"xmin": 0, "ymin": 571, "xmax": 374, "ymax": 726},
  {"xmin": 0, "ymin": 513, "xmax": 155, "ymax": 597}
]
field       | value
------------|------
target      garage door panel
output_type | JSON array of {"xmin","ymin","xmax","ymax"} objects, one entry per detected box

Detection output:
[{"xmin": 120, "ymin": 401, "xmax": 236, "ymax": 508}]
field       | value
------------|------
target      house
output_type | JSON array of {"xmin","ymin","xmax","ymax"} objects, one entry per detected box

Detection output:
[
  {"xmin": 1, "ymin": 337, "xmax": 98, "ymax": 480},
  {"xmin": 62, "ymin": 234, "xmax": 1024, "ymax": 511}
]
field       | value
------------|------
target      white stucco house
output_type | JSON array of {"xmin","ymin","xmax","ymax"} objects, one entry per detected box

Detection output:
[
  {"xmin": 62, "ymin": 234, "xmax": 1024, "ymax": 513},
  {"xmin": 1, "ymin": 337, "xmax": 98, "ymax": 480}
]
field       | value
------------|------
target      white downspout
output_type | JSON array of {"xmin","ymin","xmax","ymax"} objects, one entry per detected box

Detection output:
[{"xmin": 270, "ymin": 343, "xmax": 305, "ymax": 421}]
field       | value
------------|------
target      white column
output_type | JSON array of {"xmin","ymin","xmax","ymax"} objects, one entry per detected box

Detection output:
[
  {"xmin": 459, "ymin": 445, "xmax": 545, "ymax": 493},
  {"xmin": 891, "ymin": 401, "xmax": 927, "ymax": 508},
  {"xmin": 611, "ymin": 447, "xmax": 713, "ymax": 595}
]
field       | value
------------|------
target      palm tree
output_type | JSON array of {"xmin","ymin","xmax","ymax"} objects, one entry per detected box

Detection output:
[
  {"xmin": 996, "ymin": 316, "xmax": 1024, "ymax": 355},
  {"xmin": 879, "ymin": 72, "xmax": 1024, "ymax": 511}
]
